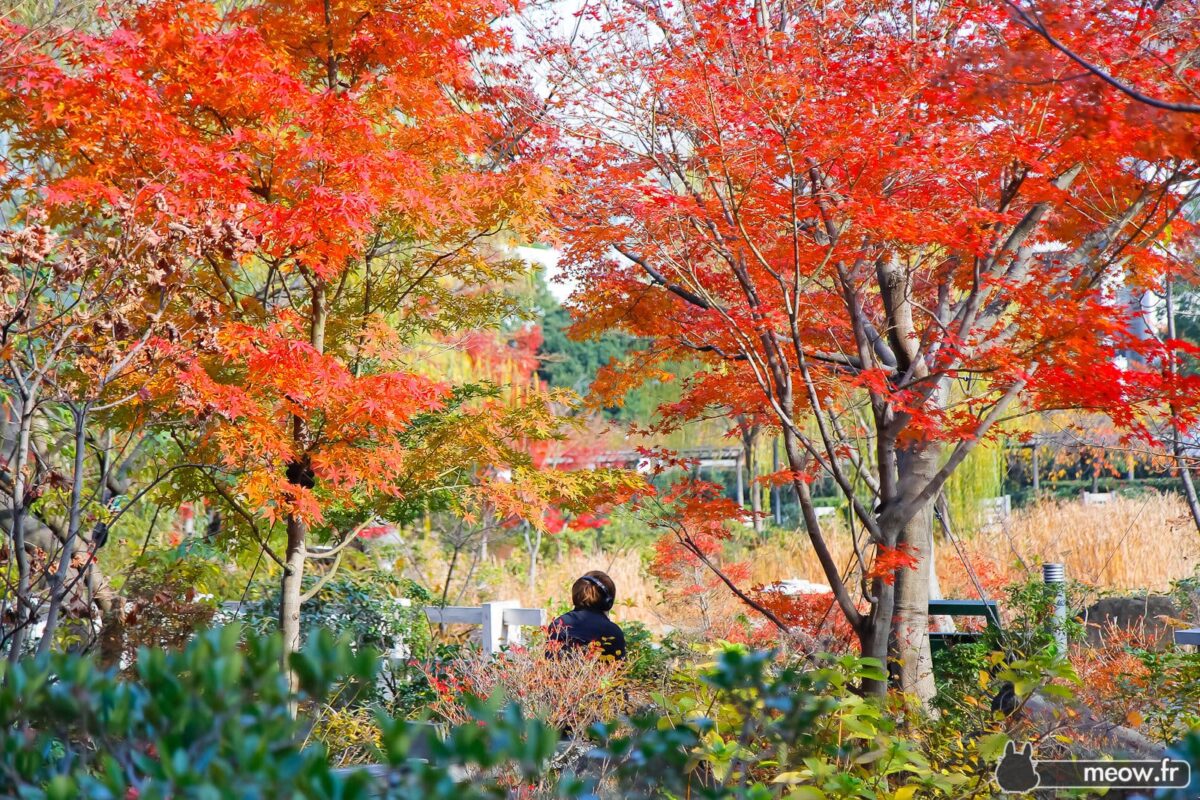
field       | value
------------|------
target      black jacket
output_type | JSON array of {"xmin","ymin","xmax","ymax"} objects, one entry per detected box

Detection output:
[{"xmin": 548, "ymin": 608, "xmax": 626, "ymax": 660}]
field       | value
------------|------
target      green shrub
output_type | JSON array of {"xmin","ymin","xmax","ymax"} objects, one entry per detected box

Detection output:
[
  {"xmin": 0, "ymin": 633, "xmax": 870, "ymax": 798},
  {"xmin": 596, "ymin": 647, "xmax": 982, "ymax": 799},
  {"xmin": 225, "ymin": 569, "xmax": 433, "ymax": 711},
  {"xmin": 0, "ymin": 625, "xmax": 377, "ymax": 799},
  {"xmin": 95, "ymin": 543, "xmax": 220, "ymax": 672},
  {"xmin": 622, "ymin": 620, "xmax": 693, "ymax": 686},
  {"xmin": 0, "ymin": 626, "xmax": 569, "ymax": 800},
  {"xmin": 0, "ymin": 627, "xmax": 1079, "ymax": 800},
  {"xmin": 229, "ymin": 570, "xmax": 431, "ymax": 657}
]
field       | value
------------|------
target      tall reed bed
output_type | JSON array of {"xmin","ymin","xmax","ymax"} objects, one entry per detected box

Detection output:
[{"xmin": 472, "ymin": 493, "xmax": 1198, "ymax": 636}]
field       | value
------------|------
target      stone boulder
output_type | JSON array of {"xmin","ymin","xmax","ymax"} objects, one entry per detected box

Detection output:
[{"xmin": 1080, "ymin": 594, "xmax": 1180, "ymax": 648}]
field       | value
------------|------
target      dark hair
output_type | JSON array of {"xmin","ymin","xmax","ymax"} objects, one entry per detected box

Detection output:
[{"xmin": 572, "ymin": 570, "xmax": 615, "ymax": 612}]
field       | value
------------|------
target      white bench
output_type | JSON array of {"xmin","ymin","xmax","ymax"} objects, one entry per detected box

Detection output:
[
  {"xmin": 1082, "ymin": 491, "xmax": 1114, "ymax": 506},
  {"xmin": 979, "ymin": 495, "xmax": 1011, "ymax": 524},
  {"xmin": 424, "ymin": 601, "xmax": 546, "ymax": 655}
]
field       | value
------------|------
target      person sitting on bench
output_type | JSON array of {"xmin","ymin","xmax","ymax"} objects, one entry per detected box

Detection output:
[{"xmin": 548, "ymin": 571, "xmax": 626, "ymax": 660}]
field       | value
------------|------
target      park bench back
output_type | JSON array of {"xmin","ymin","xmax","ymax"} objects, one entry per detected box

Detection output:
[{"xmin": 928, "ymin": 598, "xmax": 1001, "ymax": 657}]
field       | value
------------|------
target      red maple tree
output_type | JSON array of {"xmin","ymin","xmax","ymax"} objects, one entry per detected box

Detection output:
[
  {"xmin": 0, "ymin": 0, "xmax": 581, "ymax": 665},
  {"xmin": 540, "ymin": 0, "xmax": 1200, "ymax": 700}
]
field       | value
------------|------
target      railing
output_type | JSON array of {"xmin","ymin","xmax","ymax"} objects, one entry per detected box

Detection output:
[
  {"xmin": 423, "ymin": 601, "xmax": 546, "ymax": 655},
  {"xmin": 928, "ymin": 599, "xmax": 1002, "ymax": 660}
]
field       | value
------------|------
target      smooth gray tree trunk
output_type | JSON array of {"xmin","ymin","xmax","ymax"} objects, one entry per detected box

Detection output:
[
  {"xmin": 889, "ymin": 445, "xmax": 940, "ymax": 705},
  {"xmin": 280, "ymin": 514, "xmax": 307, "ymax": 672},
  {"xmin": 37, "ymin": 405, "xmax": 89, "ymax": 655}
]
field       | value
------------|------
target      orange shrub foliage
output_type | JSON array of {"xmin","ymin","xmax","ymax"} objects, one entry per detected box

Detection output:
[
  {"xmin": 420, "ymin": 638, "xmax": 641, "ymax": 735},
  {"xmin": 1070, "ymin": 623, "xmax": 1154, "ymax": 729}
]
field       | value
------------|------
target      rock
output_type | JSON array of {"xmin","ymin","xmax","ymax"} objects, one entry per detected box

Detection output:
[
  {"xmin": 770, "ymin": 578, "xmax": 832, "ymax": 596},
  {"xmin": 1080, "ymin": 594, "xmax": 1180, "ymax": 648}
]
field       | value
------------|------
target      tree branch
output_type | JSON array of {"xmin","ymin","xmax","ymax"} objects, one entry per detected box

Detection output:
[
  {"xmin": 615, "ymin": 245, "xmax": 714, "ymax": 310},
  {"xmin": 672, "ymin": 524, "xmax": 791, "ymax": 633},
  {"xmin": 1005, "ymin": 0, "xmax": 1200, "ymax": 114}
]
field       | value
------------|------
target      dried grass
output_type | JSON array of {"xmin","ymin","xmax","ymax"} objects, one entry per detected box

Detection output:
[
  {"xmin": 454, "ymin": 493, "xmax": 1200, "ymax": 635},
  {"xmin": 944, "ymin": 493, "xmax": 1200, "ymax": 595}
]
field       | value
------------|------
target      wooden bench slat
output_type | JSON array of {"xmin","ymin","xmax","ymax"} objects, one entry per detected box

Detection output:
[
  {"xmin": 1174, "ymin": 628, "xmax": 1200, "ymax": 646},
  {"xmin": 928, "ymin": 599, "xmax": 999, "ymax": 615},
  {"xmin": 502, "ymin": 608, "xmax": 546, "ymax": 626},
  {"xmin": 423, "ymin": 606, "xmax": 486, "ymax": 624},
  {"xmin": 928, "ymin": 599, "xmax": 1001, "ymax": 630}
]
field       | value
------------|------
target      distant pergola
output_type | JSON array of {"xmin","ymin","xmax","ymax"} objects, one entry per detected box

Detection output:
[{"xmin": 545, "ymin": 445, "xmax": 750, "ymax": 498}]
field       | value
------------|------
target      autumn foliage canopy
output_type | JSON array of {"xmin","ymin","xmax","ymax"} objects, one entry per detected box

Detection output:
[
  {"xmin": 2, "ymin": 0, "xmax": 1200, "ymax": 700},
  {"xmin": 539, "ymin": 0, "xmax": 1200, "ymax": 694}
]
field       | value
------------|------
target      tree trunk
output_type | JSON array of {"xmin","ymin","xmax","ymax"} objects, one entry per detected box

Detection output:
[
  {"xmin": 858, "ymin": 576, "xmax": 894, "ymax": 697},
  {"xmin": 771, "ymin": 437, "xmax": 783, "ymax": 526},
  {"xmin": 1165, "ymin": 279, "xmax": 1200, "ymax": 536},
  {"xmin": 1178, "ymin": 463, "xmax": 1200, "ymax": 537},
  {"xmin": 525, "ymin": 524, "xmax": 542, "ymax": 592},
  {"xmin": 930, "ymin": 495, "xmax": 955, "ymax": 633},
  {"xmin": 37, "ymin": 405, "xmax": 89, "ymax": 656},
  {"xmin": 888, "ymin": 444, "xmax": 940, "ymax": 705},
  {"xmin": 735, "ymin": 420, "xmax": 764, "ymax": 533},
  {"xmin": 747, "ymin": 442, "xmax": 763, "ymax": 535},
  {"xmin": 278, "ymin": 280, "xmax": 326, "ymax": 679},
  {"xmin": 279, "ymin": 513, "xmax": 307, "ymax": 660},
  {"xmin": 4, "ymin": 396, "xmax": 36, "ymax": 665}
]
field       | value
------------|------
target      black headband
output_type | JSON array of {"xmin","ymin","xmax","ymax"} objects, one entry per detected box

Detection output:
[{"xmin": 580, "ymin": 575, "xmax": 613, "ymax": 610}]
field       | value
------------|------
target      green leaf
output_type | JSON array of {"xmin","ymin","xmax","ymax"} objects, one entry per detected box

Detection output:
[
  {"xmin": 977, "ymin": 732, "xmax": 1011, "ymax": 762},
  {"xmin": 45, "ymin": 775, "xmax": 77, "ymax": 800}
]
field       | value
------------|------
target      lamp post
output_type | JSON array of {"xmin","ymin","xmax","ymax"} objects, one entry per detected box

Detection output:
[{"xmin": 1043, "ymin": 562, "xmax": 1067, "ymax": 654}]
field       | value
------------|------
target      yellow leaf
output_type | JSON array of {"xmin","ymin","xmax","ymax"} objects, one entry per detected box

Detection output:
[
  {"xmin": 773, "ymin": 772, "xmax": 811, "ymax": 785},
  {"xmin": 894, "ymin": 787, "xmax": 919, "ymax": 800}
]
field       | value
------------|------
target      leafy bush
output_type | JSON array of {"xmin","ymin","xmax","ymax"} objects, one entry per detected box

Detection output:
[
  {"xmin": 1073, "ymin": 624, "xmax": 1200, "ymax": 744},
  {"xmin": 622, "ymin": 620, "xmax": 693, "ymax": 686},
  {"xmin": 747, "ymin": 586, "xmax": 859, "ymax": 652},
  {"xmin": 306, "ymin": 699, "xmax": 385, "ymax": 769},
  {"xmin": 1162, "ymin": 730, "xmax": 1200, "ymax": 800},
  {"xmin": 0, "ymin": 624, "xmax": 1096, "ymax": 800},
  {"xmin": 931, "ymin": 575, "xmax": 1090, "ymax": 734},
  {"xmin": 96, "ymin": 544, "xmax": 220, "ymax": 672},
  {"xmin": 598, "ymin": 647, "xmax": 981, "ymax": 799},
  {"xmin": 229, "ymin": 569, "xmax": 431, "ymax": 656},
  {"xmin": 995, "ymin": 574, "xmax": 1087, "ymax": 658},
  {"xmin": 224, "ymin": 568, "xmax": 432, "ymax": 707},
  {"xmin": 0, "ymin": 624, "xmax": 574, "ymax": 799},
  {"xmin": 0, "ymin": 625, "xmax": 378, "ymax": 799}
]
